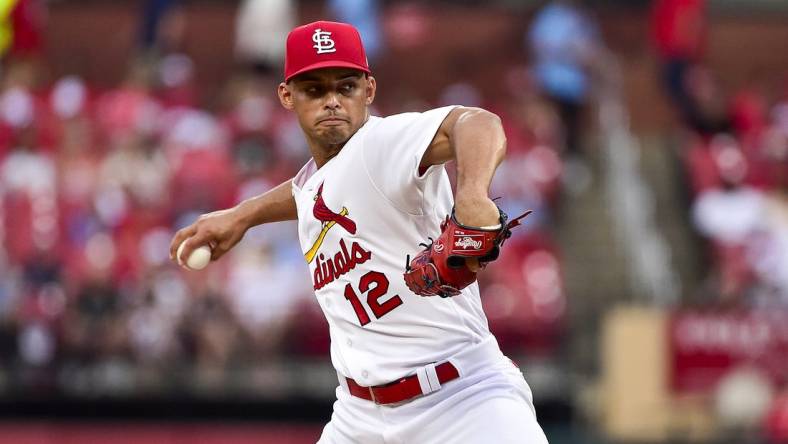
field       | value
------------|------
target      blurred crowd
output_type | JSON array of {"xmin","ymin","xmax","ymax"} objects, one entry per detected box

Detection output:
[
  {"xmin": 0, "ymin": 58, "xmax": 318, "ymax": 395},
  {"xmin": 651, "ymin": 2, "xmax": 788, "ymax": 439},
  {"xmin": 0, "ymin": 0, "xmax": 572, "ymax": 396},
  {"xmin": 684, "ymin": 97, "xmax": 788, "ymax": 307},
  {"xmin": 651, "ymin": 0, "xmax": 788, "ymax": 308}
]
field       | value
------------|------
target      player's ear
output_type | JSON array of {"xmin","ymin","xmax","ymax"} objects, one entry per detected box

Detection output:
[
  {"xmin": 278, "ymin": 82, "xmax": 295, "ymax": 110},
  {"xmin": 365, "ymin": 76, "xmax": 376, "ymax": 105}
]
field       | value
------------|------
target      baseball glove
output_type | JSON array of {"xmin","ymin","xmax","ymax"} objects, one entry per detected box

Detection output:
[{"xmin": 403, "ymin": 206, "xmax": 531, "ymax": 298}]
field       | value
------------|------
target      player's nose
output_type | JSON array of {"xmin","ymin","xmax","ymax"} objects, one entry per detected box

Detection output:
[{"xmin": 323, "ymin": 92, "xmax": 341, "ymax": 109}]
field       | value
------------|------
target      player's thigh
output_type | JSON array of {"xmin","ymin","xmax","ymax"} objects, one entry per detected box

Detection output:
[
  {"xmin": 317, "ymin": 390, "xmax": 386, "ymax": 444},
  {"xmin": 456, "ymin": 392, "xmax": 547, "ymax": 444},
  {"xmin": 400, "ymin": 367, "xmax": 548, "ymax": 444},
  {"xmin": 415, "ymin": 392, "xmax": 548, "ymax": 444}
]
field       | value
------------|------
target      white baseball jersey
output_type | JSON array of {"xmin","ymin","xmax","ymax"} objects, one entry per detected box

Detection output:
[{"xmin": 291, "ymin": 106, "xmax": 494, "ymax": 386}]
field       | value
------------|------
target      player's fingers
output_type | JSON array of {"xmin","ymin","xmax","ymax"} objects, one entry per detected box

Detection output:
[
  {"xmin": 466, "ymin": 258, "xmax": 481, "ymax": 273},
  {"xmin": 179, "ymin": 231, "xmax": 215, "ymax": 265},
  {"xmin": 169, "ymin": 225, "xmax": 197, "ymax": 262}
]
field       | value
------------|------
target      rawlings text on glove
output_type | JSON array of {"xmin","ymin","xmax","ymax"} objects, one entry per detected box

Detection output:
[{"xmin": 403, "ymin": 207, "xmax": 531, "ymax": 298}]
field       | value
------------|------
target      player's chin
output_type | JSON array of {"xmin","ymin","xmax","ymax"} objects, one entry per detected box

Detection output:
[{"xmin": 317, "ymin": 127, "xmax": 351, "ymax": 145}]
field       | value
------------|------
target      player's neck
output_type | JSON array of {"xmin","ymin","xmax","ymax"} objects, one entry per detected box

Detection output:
[{"xmin": 311, "ymin": 142, "xmax": 345, "ymax": 168}]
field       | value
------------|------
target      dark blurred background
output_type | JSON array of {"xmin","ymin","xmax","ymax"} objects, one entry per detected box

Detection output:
[{"xmin": 0, "ymin": 0, "xmax": 787, "ymax": 443}]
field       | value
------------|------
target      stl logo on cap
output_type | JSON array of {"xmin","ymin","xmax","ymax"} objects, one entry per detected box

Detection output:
[
  {"xmin": 284, "ymin": 21, "xmax": 370, "ymax": 82},
  {"xmin": 312, "ymin": 29, "xmax": 336, "ymax": 54}
]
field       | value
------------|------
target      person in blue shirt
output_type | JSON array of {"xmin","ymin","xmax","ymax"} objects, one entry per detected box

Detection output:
[{"xmin": 528, "ymin": 0, "xmax": 605, "ymax": 158}]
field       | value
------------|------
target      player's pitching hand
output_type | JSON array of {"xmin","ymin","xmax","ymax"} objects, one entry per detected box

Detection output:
[{"xmin": 169, "ymin": 208, "xmax": 249, "ymax": 266}]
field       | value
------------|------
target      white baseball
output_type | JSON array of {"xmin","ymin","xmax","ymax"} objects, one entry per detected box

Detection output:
[{"xmin": 177, "ymin": 241, "xmax": 212, "ymax": 270}]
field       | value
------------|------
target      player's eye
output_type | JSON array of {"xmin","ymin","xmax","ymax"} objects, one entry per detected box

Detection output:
[
  {"xmin": 304, "ymin": 85, "xmax": 322, "ymax": 96},
  {"xmin": 339, "ymin": 83, "xmax": 356, "ymax": 95}
]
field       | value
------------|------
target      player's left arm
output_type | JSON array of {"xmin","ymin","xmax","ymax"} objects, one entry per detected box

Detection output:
[{"xmin": 420, "ymin": 107, "xmax": 505, "ymax": 229}]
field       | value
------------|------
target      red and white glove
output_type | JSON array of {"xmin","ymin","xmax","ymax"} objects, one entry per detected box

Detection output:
[{"xmin": 403, "ymin": 207, "xmax": 531, "ymax": 298}]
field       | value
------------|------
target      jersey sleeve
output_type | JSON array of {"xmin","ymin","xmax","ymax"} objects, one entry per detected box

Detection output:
[{"xmin": 362, "ymin": 105, "xmax": 458, "ymax": 215}]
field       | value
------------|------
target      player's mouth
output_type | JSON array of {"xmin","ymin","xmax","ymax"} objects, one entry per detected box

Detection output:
[{"xmin": 317, "ymin": 116, "xmax": 349, "ymax": 126}]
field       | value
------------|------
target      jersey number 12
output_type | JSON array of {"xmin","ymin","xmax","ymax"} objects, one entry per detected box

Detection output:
[{"xmin": 343, "ymin": 271, "xmax": 403, "ymax": 326}]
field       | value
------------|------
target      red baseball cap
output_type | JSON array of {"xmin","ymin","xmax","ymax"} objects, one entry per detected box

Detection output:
[{"xmin": 284, "ymin": 21, "xmax": 371, "ymax": 82}]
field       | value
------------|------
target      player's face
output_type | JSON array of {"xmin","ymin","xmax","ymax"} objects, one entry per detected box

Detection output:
[{"xmin": 278, "ymin": 68, "xmax": 376, "ymax": 148}]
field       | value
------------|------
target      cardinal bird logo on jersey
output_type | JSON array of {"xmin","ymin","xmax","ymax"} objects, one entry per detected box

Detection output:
[{"xmin": 304, "ymin": 182, "xmax": 357, "ymax": 263}]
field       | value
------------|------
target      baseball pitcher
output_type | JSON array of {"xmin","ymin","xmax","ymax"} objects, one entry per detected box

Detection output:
[{"xmin": 170, "ymin": 21, "xmax": 548, "ymax": 444}]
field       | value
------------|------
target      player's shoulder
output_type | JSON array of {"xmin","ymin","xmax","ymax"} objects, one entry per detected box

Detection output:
[
  {"xmin": 371, "ymin": 110, "xmax": 422, "ymax": 128},
  {"xmin": 378, "ymin": 106, "xmax": 458, "ymax": 122},
  {"xmin": 369, "ymin": 106, "xmax": 459, "ymax": 134}
]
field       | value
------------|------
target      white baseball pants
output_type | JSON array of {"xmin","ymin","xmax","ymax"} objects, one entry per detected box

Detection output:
[{"xmin": 317, "ymin": 337, "xmax": 549, "ymax": 444}]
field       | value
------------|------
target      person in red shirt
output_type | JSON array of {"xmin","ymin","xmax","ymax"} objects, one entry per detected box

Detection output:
[{"xmin": 651, "ymin": 0, "xmax": 707, "ymax": 124}]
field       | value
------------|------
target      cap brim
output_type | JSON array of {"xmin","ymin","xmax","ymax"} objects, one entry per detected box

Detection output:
[{"xmin": 285, "ymin": 61, "xmax": 371, "ymax": 82}]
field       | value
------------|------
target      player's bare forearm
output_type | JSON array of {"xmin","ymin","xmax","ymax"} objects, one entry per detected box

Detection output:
[
  {"xmin": 423, "ymin": 107, "xmax": 505, "ymax": 227},
  {"xmin": 236, "ymin": 179, "xmax": 299, "ymax": 228},
  {"xmin": 169, "ymin": 179, "xmax": 297, "ymax": 264},
  {"xmin": 453, "ymin": 110, "xmax": 506, "ymax": 227}
]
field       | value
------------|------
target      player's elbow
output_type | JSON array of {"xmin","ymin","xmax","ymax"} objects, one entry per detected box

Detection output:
[
  {"xmin": 488, "ymin": 111, "xmax": 507, "ymax": 160},
  {"xmin": 457, "ymin": 107, "xmax": 500, "ymax": 126},
  {"xmin": 456, "ymin": 107, "xmax": 507, "ymax": 159}
]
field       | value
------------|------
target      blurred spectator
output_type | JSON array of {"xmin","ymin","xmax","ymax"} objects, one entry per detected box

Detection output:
[
  {"xmin": 328, "ymin": 0, "xmax": 382, "ymax": 62},
  {"xmin": 235, "ymin": 0, "xmax": 296, "ymax": 75},
  {"xmin": 140, "ymin": 0, "xmax": 184, "ymax": 54},
  {"xmin": 691, "ymin": 136, "xmax": 763, "ymax": 302},
  {"xmin": 382, "ymin": 3, "xmax": 430, "ymax": 52},
  {"xmin": 0, "ymin": 127, "xmax": 58, "ymax": 266},
  {"xmin": 651, "ymin": 0, "xmax": 707, "ymax": 123},
  {"xmin": 95, "ymin": 59, "xmax": 160, "ymax": 143},
  {"xmin": 650, "ymin": 1, "xmax": 730, "ymax": 135},
  {"xmin": 138, "ymin": 0, "xmax": 196, "ymax": 110},
  {"xmin": 682, "ymin": 64, "xmax": 732, "ymax": 136},
  {"xmin": 162, "ymin": 109, "xmax": 237, "ymax": 216},
  {"xmin": 528, "ymin": 0, "xmax": 606, "ymax": 158},
  {"xmin": 225, "ymin": 231, "xmax": 309, "ymax": 357},
  {"xmin": 747, "ymin": 102, "xmax": 788, "ymax": 190},
  {"xmin": 156, "ymin": 53, "xmax": 198, "ymax": 109},
  {"xmin": 731, "ymin": 87, "xmax": 769, "ymax": 146},
  {"xmin": 0, "ymin": 59, "xmax": 41, "ymax": 155},
  {"xmin": 99, "ymin": 131, "xmax": 170, "ymax": 211}
]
